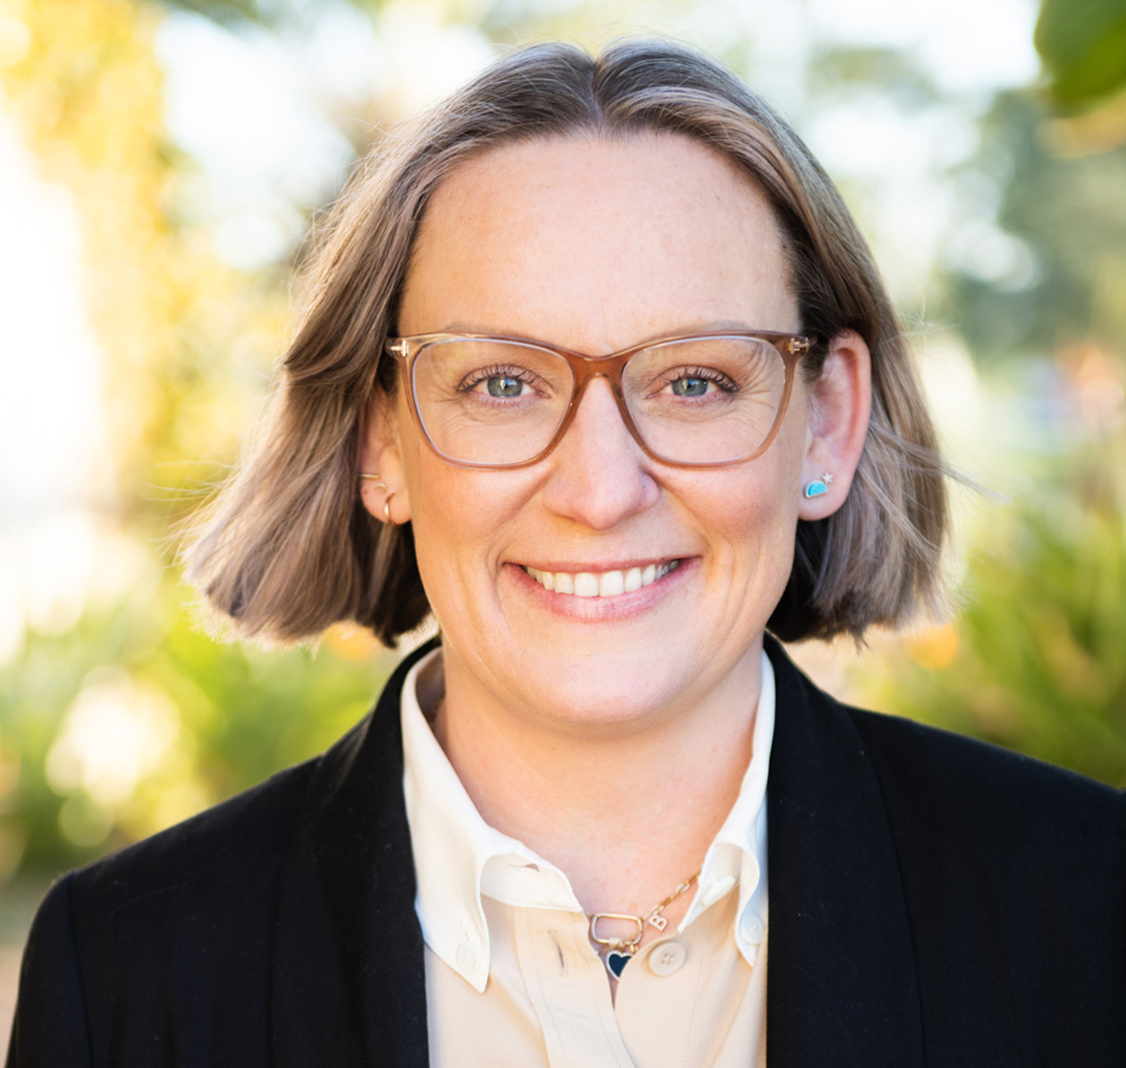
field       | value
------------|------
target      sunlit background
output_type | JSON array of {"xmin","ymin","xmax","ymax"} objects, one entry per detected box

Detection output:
[{"xmin": 2, "ymin": 0, "xmax": 1125, "ymax": 1042}]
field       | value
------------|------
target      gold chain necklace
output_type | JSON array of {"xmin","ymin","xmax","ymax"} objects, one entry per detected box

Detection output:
[{"xmin": 589, "ymin": 870, "xmax": 700, "ymax": 979}]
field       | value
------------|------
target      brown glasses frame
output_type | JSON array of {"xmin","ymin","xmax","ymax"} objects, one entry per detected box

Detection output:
[{"xmin": 384, "ymin": 330, "xmax": 812, "ymax": 470}]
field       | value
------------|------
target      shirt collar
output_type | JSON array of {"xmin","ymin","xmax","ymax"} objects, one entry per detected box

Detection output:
[
  {"xmin": 401, "ymin": 648, "xmax": 774, "ymax": 989},
  {"xmin": 682, "ymin": 654, "xmax": 772, "ymax": 966}
]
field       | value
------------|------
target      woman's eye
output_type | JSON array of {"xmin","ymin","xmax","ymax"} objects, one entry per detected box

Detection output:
[
  {"xmin": 487, "ymin": 375, "xmax": 523, "ymax": 398},
  {"xmin": 670, "ymin": 376, "xmax": 710, "ymax": 397},
  {"xmin": 661, "ymin": 368, "xmax": 736, "ymax": 397},
  {"xmin": 456, "ymin": 365, "xmax": 538, "ymax": 398}
]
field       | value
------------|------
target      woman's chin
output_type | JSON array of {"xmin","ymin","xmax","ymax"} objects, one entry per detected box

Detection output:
[{"xmin": 501, "ymin": 658, "xmax": 697, "ymax": 737}]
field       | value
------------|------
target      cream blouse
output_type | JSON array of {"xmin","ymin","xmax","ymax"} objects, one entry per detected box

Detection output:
[{"xmin": 400, "ymin": 649, "xmax": 774, "ymax": 1068}]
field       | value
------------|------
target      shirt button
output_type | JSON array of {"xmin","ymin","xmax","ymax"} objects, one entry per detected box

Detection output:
[
  {"xmin": 741, "ymin": 914, "xmax": 765, "ymax": 944},
  {"xmin": 456, "ymin": 943, "xmax": 479, "ymax": 972},
  {"xmin": 648, "ymin": 941, "xmax": 687, "ymax": 976}
]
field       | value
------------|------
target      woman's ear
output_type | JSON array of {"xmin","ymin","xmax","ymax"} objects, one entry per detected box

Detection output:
[
  {"xmin": 358, "ymin": 389, "xmax": 411, "ymax": 526},
  {"xmin": 799, "ymin": 329, "xmax": 872, "ymax": 521}
]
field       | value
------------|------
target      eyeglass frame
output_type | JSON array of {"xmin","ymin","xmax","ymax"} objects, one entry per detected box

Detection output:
[{"xmin": 383, "ymin": 330, "xmax": 814, "ymax": 470}]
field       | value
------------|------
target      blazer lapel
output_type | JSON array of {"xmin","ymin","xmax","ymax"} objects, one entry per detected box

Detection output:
[
  {"xmin": 765, "ymin": 638, "xmax": 925, "ymax": 1068},
  {"xmin": 271, "ymin": 643, "xmax": 436, "ymax": 1068}
]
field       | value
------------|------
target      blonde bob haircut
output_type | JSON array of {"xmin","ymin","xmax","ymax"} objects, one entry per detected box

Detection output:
[{"xmin": 183, "ymin": 38, "xmax": 948, "ymax": 647}]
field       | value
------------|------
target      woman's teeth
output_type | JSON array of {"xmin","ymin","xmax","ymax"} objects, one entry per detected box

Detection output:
[{"xmin": 524, "ymin": 560, "xmax": 679, "ymax": 598}]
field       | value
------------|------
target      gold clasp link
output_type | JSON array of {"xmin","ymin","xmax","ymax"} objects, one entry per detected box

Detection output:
[{"xmin": 589, "ymin": 912, "xmax": 644, "ymax": 952}]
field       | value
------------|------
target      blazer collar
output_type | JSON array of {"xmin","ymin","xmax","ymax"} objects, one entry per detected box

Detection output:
[{"xmin": 764, "ymin": 635, "xmax": 924, "ymax": 1067}]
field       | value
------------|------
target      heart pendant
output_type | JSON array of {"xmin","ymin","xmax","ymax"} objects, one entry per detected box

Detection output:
[{"xmin": 605, "ymin": 950, "xmax": 631, "ymax": 978}]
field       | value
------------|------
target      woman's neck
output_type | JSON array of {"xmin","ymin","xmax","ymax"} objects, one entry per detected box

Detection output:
[{"xmin": 426, "ymin": 646, "xmax": 762, "ymax": 917}]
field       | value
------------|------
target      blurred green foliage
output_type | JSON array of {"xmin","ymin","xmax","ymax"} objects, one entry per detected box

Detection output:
[
  {"xmin": 867, "ymin": 440, "xmax": 1126, "ymax": 787},
  {"xmin": 1036, "ymin": 0, "xmax": 1126, "ymax": 107},
  {"xmin": 159, "ymin": 0, "xmax": 268, "ymax": 25},
  {"xmin": 0, "ymin": 566, "xmax": 392, "ymax": 878}
]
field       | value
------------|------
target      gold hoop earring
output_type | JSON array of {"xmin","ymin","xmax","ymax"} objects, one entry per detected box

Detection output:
[
  {"xmin": 359, "ymin": 472, "xmax": 387, "ymax": 492},
  {"xmin": 383, "ymin": 493, "xmax": 404, "ymax": 527}
]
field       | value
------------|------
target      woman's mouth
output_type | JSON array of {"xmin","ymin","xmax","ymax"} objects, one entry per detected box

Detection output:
[{"xmin": 522, "ymin": 559, "xmax": 681, "ymax": 598}]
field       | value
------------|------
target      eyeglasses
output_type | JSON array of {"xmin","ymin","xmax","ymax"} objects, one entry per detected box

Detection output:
[{"xmin": 384, "ymin": 330, "xmax": 812, "ymax": 469}]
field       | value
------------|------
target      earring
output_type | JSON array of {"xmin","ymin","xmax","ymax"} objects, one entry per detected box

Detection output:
[
  {"xmin": 383, "ymin": 493, "xmax": 404, "ymax": 527},
  {"xmin": 361, "ymin": 472, "xmax": 402, "ymax": 526},
  {"xmin": 803, "ymin": 473, "xmax": 833, "ymax": 499},
  {"xmin": 359, "ymin": 472, "xmax": 387, "ymax": 492}
]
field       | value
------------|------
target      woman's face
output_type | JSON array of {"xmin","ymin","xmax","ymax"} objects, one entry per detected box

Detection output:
[{"xmin": 372, "ymin": 132, "xmax": 857, "ymax": 733}]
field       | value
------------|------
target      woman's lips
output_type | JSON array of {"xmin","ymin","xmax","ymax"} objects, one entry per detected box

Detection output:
[{"xmin": 522, "ymin": 559, "xmax": 681, "ymax": 598}]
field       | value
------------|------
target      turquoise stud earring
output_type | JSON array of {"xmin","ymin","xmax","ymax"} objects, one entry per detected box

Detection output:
[{"xmin": 803, "ymin": 473, "xmax": 833, "ymax": 499}]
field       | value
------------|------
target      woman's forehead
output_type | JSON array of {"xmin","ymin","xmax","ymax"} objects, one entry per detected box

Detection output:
[{"xmin": 399, "ymin": 132, "xmax": 798, "ymax": 348}]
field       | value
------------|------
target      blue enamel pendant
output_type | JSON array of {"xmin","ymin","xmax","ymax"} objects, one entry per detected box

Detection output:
[{"xmin": 605, "ymin": 950, "xmax": 632, "ymax": 978}]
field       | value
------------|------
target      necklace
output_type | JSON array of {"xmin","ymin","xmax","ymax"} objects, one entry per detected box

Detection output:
[{"xmin": 589, "ymin": 870, "xmax": 700, "ymax": 979}]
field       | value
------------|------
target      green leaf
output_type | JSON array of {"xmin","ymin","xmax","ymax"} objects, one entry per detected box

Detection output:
[{"xmin": 1036, "ymin": 0, "xmax": 1126, "ymax": 106}]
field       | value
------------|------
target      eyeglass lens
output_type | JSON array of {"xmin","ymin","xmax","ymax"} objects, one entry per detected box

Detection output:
[{"xmin": 409, "ymin": 336, "xmax": 787, "ymax": 466}]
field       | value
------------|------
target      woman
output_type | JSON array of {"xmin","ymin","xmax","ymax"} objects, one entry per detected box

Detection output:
[{"xmin": 9, "ymin": 39, "xmax": 1125, "ymax": 1068}]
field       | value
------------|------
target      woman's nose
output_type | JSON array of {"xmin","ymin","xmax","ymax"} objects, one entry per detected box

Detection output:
[{"xmin": 539, "ymin": 377, "xmax": 660, "ymax": 530}]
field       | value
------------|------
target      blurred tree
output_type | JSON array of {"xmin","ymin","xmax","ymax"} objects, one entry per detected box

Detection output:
[
  {"xmin": 861, "ymin": 3, "xmax": 1126, "ymax": 788},
  {"xmin": 0, "ymin": 0, "xmax": 389, "ymax": 883},
  {"xmin": 941, "ymin": 91, "xmax": 1126, "ymax": 359},
  {"xmin": 0, "ymin": 0, "xmax": 289, "ymax": 524}
]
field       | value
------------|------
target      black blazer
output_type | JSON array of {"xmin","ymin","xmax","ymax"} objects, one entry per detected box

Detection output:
[{"xmin": 8, "ymin": 637, "xmax": 1126, "ymax": 1067}]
